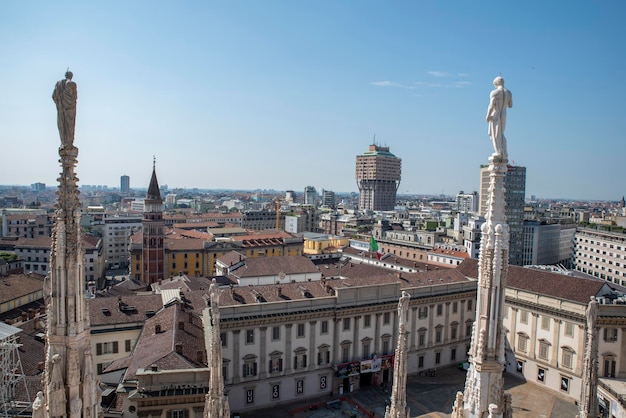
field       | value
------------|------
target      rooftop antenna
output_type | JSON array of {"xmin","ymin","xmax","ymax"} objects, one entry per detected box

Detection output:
[{"xmin": 373, "ymin": 134, "xmax": 376, "ymax": 146}]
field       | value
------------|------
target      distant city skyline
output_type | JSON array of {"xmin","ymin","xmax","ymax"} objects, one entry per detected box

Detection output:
[{"xmin": 2, "ymin": 1, "xmax": 625, "ymax": 201}]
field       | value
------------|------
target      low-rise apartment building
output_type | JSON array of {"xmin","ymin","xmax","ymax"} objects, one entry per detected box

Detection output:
[{"xmin": 574, "ymin": 227, "xmax": 626, "ymax": 286}]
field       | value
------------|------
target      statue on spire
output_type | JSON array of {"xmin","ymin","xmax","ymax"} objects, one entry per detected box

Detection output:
[{"xmin": 486, "ymin": 76, "xmax": 512, "ymax": 157}]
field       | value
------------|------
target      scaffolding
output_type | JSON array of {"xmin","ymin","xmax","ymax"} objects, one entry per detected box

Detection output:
[{"xmin": 0, "ymin": 322, "xmax": 30, "ymax": 417}]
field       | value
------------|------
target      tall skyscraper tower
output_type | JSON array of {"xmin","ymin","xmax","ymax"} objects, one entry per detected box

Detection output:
[
  {"xmin": 142, "ymin": 161, "xmax": 165, "ymax": 284},
  {"xmin": 356, "ymin": 144, "xmax": 401, "ymax": 211},
  {"xmin": 120, "ymin": 175, "xmax": 130, "ymax": 194},
  {"xmin": 44, "ymin": 71, "xmax": 100, "ymax": 417},
  {"xmin": 479, "ymin": 165, "xmax": 526, "ymax": 266},
  {"xmin": 304, "ymin": 186, "xmax": 317, "ymax": 206}
]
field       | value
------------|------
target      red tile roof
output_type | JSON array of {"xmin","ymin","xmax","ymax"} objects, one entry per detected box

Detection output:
[{"xmin": 456, "ymin": 258, "xmax": 607, "ymax": 304}]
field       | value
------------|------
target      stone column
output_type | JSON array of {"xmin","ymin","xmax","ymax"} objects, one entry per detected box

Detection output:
[
  {"xmin": 285, "ymin": 324, "xmax": 293, "ymax": 374},
  {"xmin": 428, "ymin": 304, "xmax": 435, "ymax": 348},
  {"xmin": 374, "ymin": 313, "xmax": 382, "ymax": 354},
  {"xmin": 529, "ymin": 313, "xmax": 538, "ymax": 358},
  {"xmin": 508, "ymin": 308, "xmax": 517, "ymax": 355},
  {"xmin": 309, "ymin": 321, "xmax": 317, "ymax": 371},
  {"xmin": 410, "ymin": 307, "xmax": 417, "ymax": 351},
  {"xmin": 332, "ymin": 319, "xmax": 340, "ymax": 363},
  {"xmin": 232, "ymin": 330, "xmax": 241, "ymax": 384},
  {"xmin": 551, "ymin": 320, "xmax": 560, "ymax": 368},
  {"xmin": 352, "ymin": 316, "xmax": 360, "ymax": 360},
  {"xmin": 392, "ymin": 310, "xmax": 399, "ymax": 349},
  {"xmin": 444, "ymin": 302, "xmax": 451, "ymax": 344},
  {"xmin": 259, "ymin": 327, "xmax": 267, "ymax": 379}
]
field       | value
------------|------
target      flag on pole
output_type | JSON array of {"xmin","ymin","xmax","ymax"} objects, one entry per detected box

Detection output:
[{"xmin": 370, "ymin": 236, "xmax": 383, "ymax": 260}]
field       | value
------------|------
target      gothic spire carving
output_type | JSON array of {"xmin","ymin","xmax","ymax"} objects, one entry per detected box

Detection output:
[
  {"xmin": 44, "ymin": 71, "xmax": 100, "ymax": 417},
  {"xmin": 455, "ymin": 78, "xmax": 513, "ymax": 418},
  {"xmin": 578, "ymin": 296, "xmax": 599, "ymax": 418},
  {"xmin": 203, "ymin": 279, "xmax": 231, "ymax": 418},
  {"xmin": 385, "ymin": 291, "xmax": 410, "ymax": 418}
]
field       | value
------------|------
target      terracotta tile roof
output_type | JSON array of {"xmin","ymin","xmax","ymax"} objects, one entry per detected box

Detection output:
[
  {"xmin": 82, "ymin": 233, "xmax": 102, "ymax": 249},
  {"xmin": 99, "ymin": 279, "xmax": 148, "ymax": 297},
  {"xmin": 218, "ymin": 259, "xmax": 472, "ymax": 307},
  {"xmin": 0, "ymin": 273, "xmax": 45, "ymax": 304},
  {"xmin": 15, "ymin": 318, "xmax": 47, "ymax": 376},
  {"xmin": 88, "ymin": 294, "xmax": 163, "ymax": 327},
  {"xmin": 172, "ymin": 221, "xmax": 220, "ymax": 229},
  {"xmin": 13, "ymin": 234, "xmax": 100, "ymax": 249},
  {"xmin": 429, "ymin": 248, "xmax": 470, "ymax": 258},
  {"xmin": 231, "ymin": 256, "xmax": 318, "ymax": 279},
  {"xmin": 341, "ymin": 247, "xmax": 446, "ymax": 271},
  {"xmin": 456, "ymin": 258, "xmax": 607, "ymax": 304},
  {"xmin": 153, "ymin": 274, "xmax": 214, "ymax": 293},
  {"xmin": 167, "ymin": 227, "xmax": 212, "ymax": 241},
  {"xmin": 232, "ymin": 230, "xmax": 293, "ymax": 242},
  {"xmin": 14, "ymin": 236, "xmax": 52, "ymax": 248},
  {"xmin": 216, "ymin": 251, "xmax": 247, "ymax": 266},
  {"xmin": 110, "ymin": 302, "xmax": 206, "ymax": 380}
]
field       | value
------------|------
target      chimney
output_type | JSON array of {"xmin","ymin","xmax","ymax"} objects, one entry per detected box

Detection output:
[
  {"xmin": 155, "ymin": 325, "xmax": 162, "ymax": 334},
  {"xmin": 151, "ymin": 364, "xmax": 158, "ymax": 372},
  {"xmin": 397, "ymin": 272, "xmax": 401, "ymax": 280},
  {"xmin": 175, "ymin": 343, "xmax": 183, "ymax": 354},
  {"xmin": 28, "ymin": 308, "xmax": 35, "ymax": 319},
  {"xmin": 39, "ymin": 306, "xmax": 46, "ymax": 315},
  {"xmin": 21, "ymin": 312, "xmax": 28, "ymax": 321},
  {"xmin": 277, "ymin": 286, "xmax": 282, "ymax": 297},
  {"xmin": 197, "ymin": 350, "xmax": 204, "ymax": 363},
  {"xmin": 178, "ymin": 321, "xmax": 185, "ymax": 330},
  {"xmin": 34, "ymin": 318, "xmax": 41, "ymax": 330},
  {"xmin": 188, "ymin": 312, "xmax": 193, "ymax": 323}
]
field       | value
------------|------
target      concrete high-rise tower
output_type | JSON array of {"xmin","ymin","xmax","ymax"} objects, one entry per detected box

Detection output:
[
  {"xmin": 43, "ymin": 71, "xmax": 100, "ymax": 417},
  {"xmin": 304, "ymin": 186, "xmax": 317, "ymax": 206},
  {"xmin": 120, "ymin": 175, "xmax": 130, "ymax": 194},
  {"xmin": 356, "ymin": 144, "xmax": 401, "ymax": 211},
  {"xmin": 479, "ymin": 165, "xmax": 526, "ymax": 266},
  {"xmin": 141, "ymin": 161, "xmax": 165, "ymax": 284}
]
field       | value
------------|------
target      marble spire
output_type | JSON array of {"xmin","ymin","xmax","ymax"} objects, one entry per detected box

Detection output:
[
  {"xmin": 578, "ymin": 296, "xmax": 599, "ymax": 418},
  {"xmin": 454, "ymin": 77, "xmax": 513, "ymax": 418},
  {"xmin": 203, "ymin": 279, "xmax": 231, "ymax": 418},
  {"xmin": 385, "ymin": 291, "xmax": 411, "ymax": 418},
  {"xmin": 43, "ymin": 71, "xmax": 100, "ymax": 417}
]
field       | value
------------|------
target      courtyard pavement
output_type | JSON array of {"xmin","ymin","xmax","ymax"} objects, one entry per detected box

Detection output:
[{"xmin": 239, "ymin": 366, "xmax": 579, "ymax": 418}]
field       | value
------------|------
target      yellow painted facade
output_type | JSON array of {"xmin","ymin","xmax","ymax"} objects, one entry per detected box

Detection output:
[{"xmin": 303, "ymin": 236, "xmax": 349, "ymax": 255}]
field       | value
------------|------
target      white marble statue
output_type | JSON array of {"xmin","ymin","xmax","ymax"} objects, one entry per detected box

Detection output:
[
  {"xmin": 52, "ymin": 71, "xmax": 78, "ymax": 149},
  {"xmin": 486, "ymin": 76, "xmax": 513, "ymax": 157},
  {"xmin": 31, "ymin": 391, "xmax": 45, "ymax": 418}
]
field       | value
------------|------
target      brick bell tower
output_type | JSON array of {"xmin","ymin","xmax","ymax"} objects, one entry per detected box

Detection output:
[{"xmin": 142, "ymin": 159, "xmax": 165, "ymax": 284}]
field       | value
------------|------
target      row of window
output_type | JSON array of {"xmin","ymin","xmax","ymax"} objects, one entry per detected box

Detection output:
[
  {"xmin": 229, "ymin": 307, "xmax": 473, "ymax": 346},
  {"xmin": 518, "ymin": 310, "xmax": 576, "ymax": 337},
  {"xmin": 95, "ymin": 339, "xmax": 133, "ymax": 356},
  {"xmin": 516, "ymin": 361, "xmax": 572, "ymax": 394},
  {"xmin": 239, "ymin": 375, "xmax": 328, "ymax": 407}
]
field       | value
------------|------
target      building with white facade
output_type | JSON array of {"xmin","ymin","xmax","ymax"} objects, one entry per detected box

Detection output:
[
  {"xmin": 1, "ymin": 209, "xmax": 53, "ymax": 238},
  {"xmin": 103, "ymin": 215, "xmax": 142, "ymax": 269},
  {"xmin": 455, "ymin": 191, "xmax": 479, "ymax": 214},
  {"xmin": 574, "ymin": 227, "xmax": 626, "ymax": 287},
  {"xmin": 458, "ymin": 258, "xmax": 626, "ymax": 417},
  {"xmin": 522, "ymin": 221, "xmax": 576, "ymax": 267}
]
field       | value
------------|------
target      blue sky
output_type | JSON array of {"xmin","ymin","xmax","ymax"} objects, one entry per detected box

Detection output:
[{"xmin": 1, "ymin": 1, "xmax": 624, "ymax": 200}]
